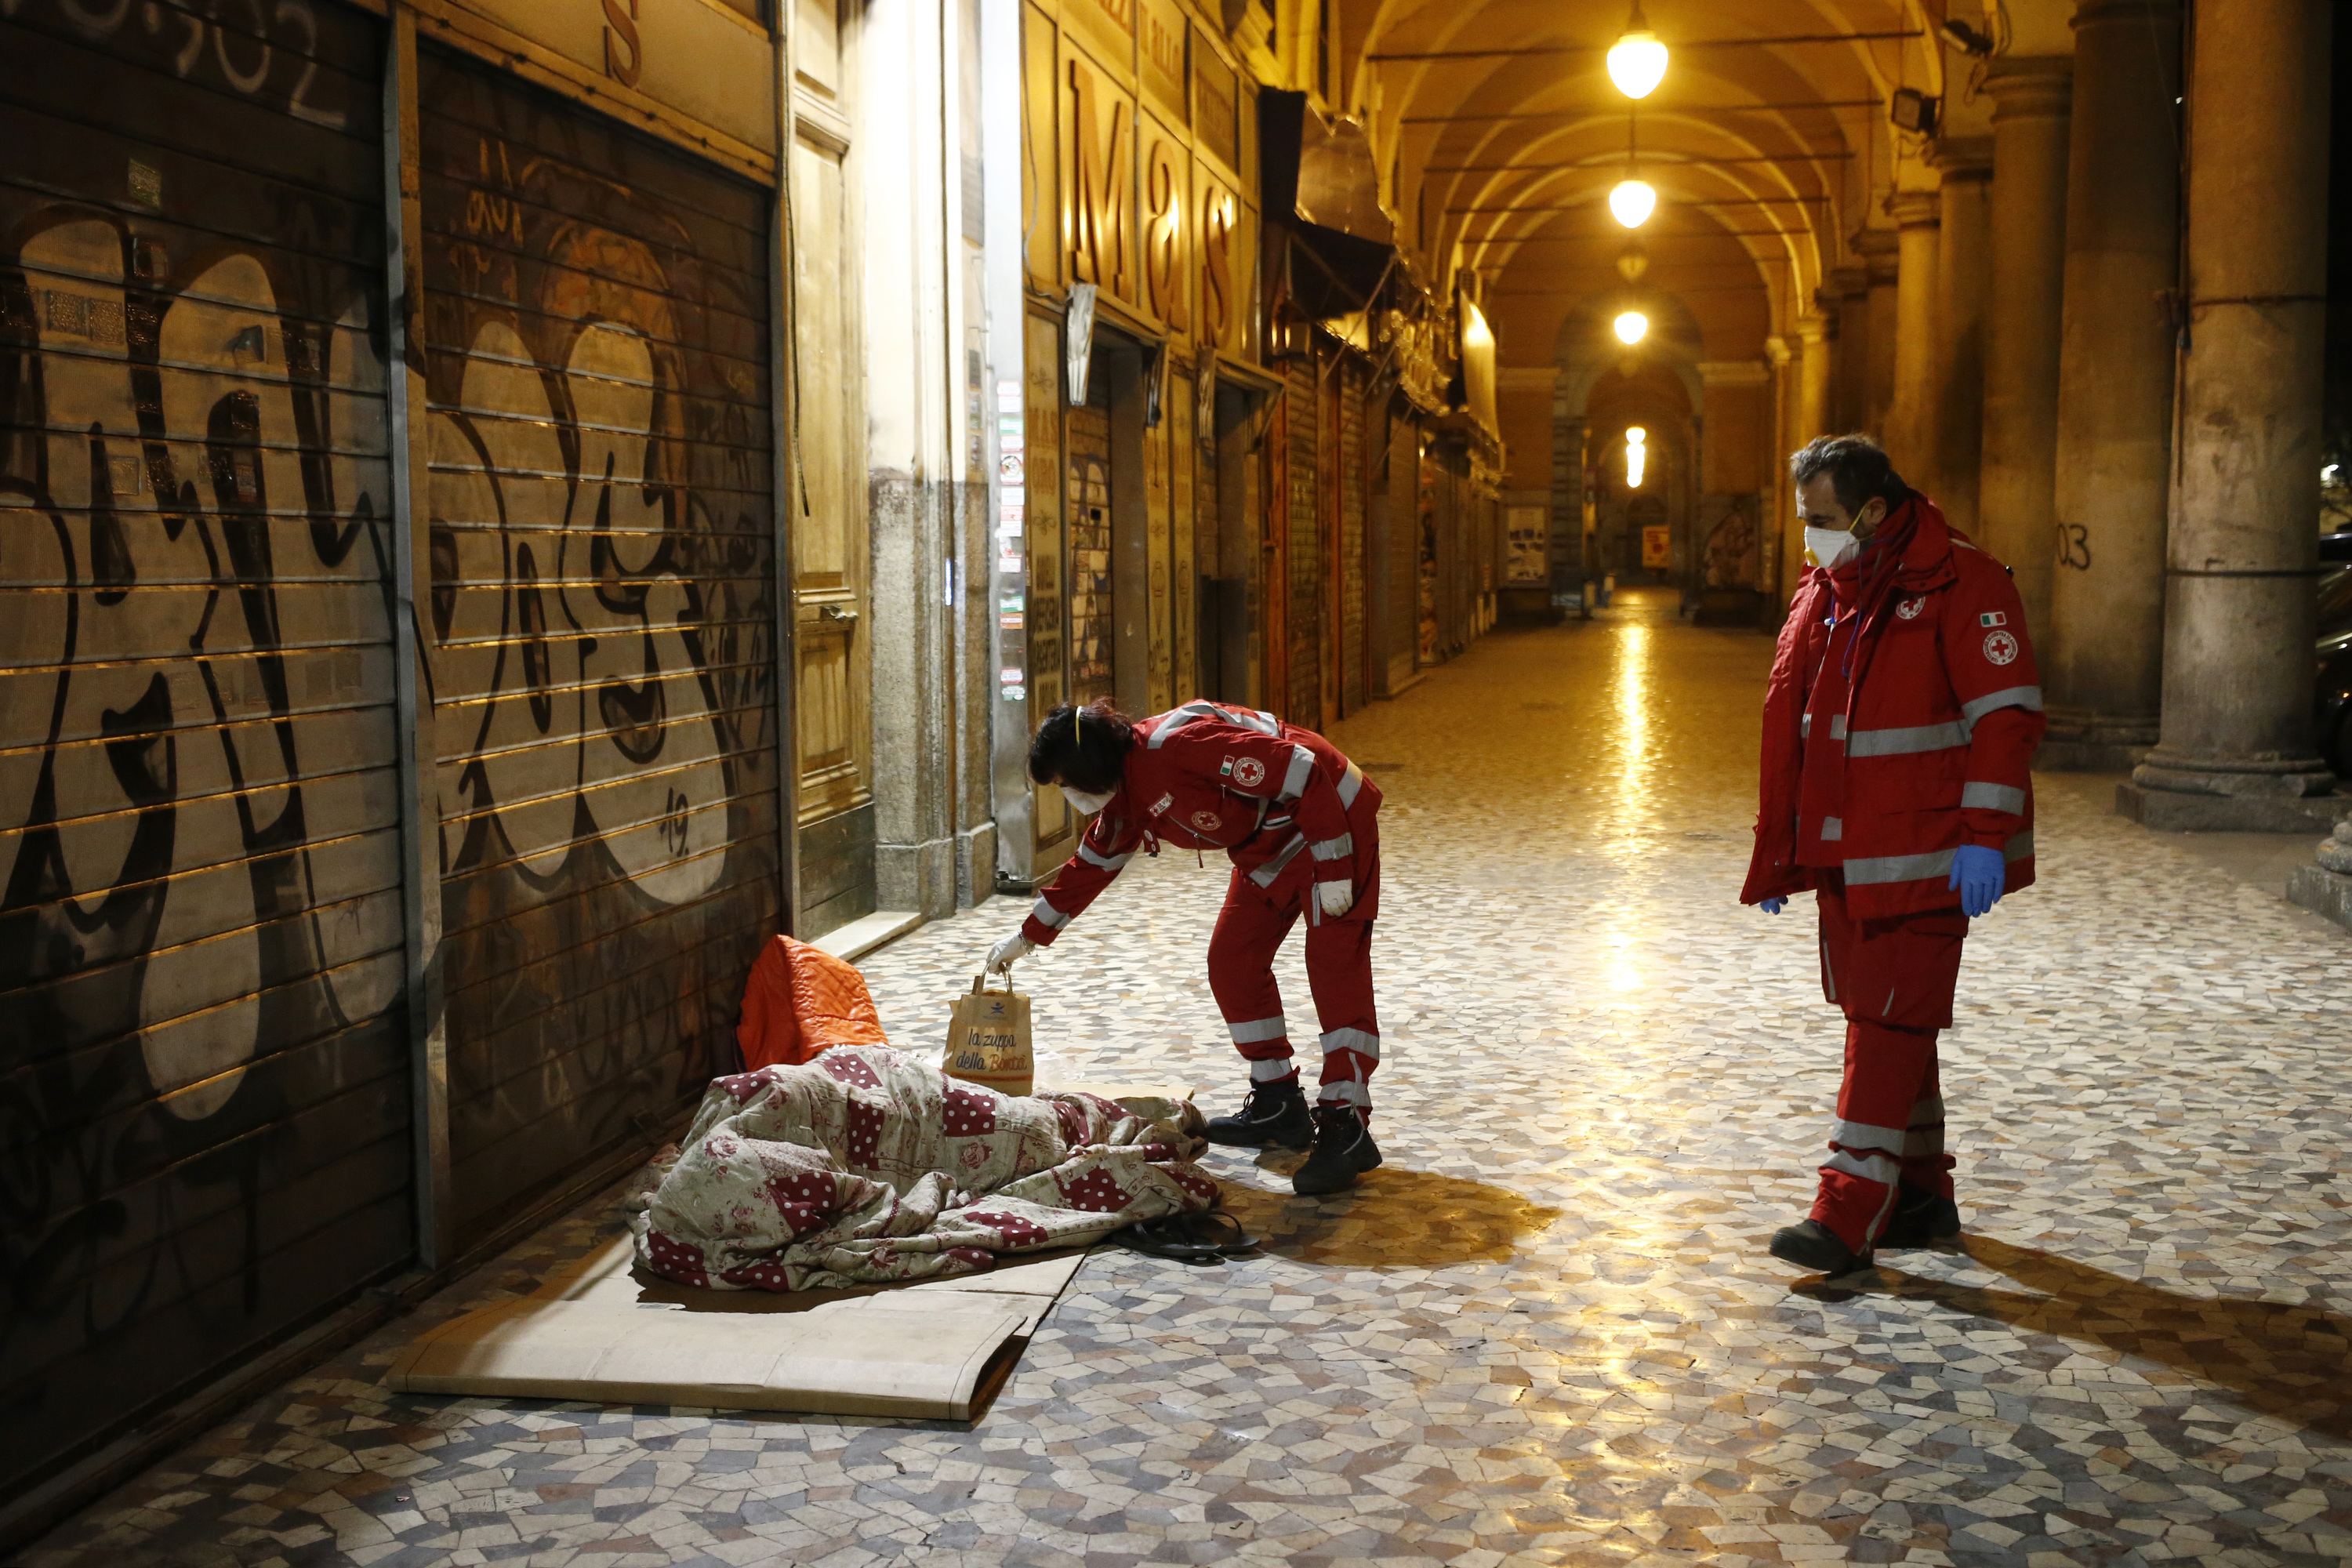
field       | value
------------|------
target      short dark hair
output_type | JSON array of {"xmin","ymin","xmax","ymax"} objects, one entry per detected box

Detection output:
[
  {"xmin": 1790, "ymin": 434, "xmax": 1911, "ymax": 517},
  {"xmin": 1027, "ymin": 700, "xmax": 1138, "ymax": 793}
]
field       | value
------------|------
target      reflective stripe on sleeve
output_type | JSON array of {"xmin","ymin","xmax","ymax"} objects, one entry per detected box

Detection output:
[
  {"xmin": 1076, "ymin": 841, "xmax": 1134, "ymax": 870},
  {"xmin": 1831, "ymin": 714, "xmax": 1847, "ymax": 740},
  {"xmin": 2004, "ymin": 830, "xmax": 2034, "ymax": 861},
  {"xmin": 1145, "ymin": 701, "xmax": 1222, "ymax": 747},
  {"xmin": 1959, "ymin": 684, "xmax": 2044, "ymax": 723},
  {"xmin": 1319, "ymin": 1026, "xmax": 1380, "ymax": 1061},
  {"xmin": 1800, "ymin": 713, "xmax": 1809, "ymax": 739},
  {"xmin": 1277, "ymin": 744, "xmax": 1315, "ymax": 800},
  {"xmin": 1820, "ymin": 816, "xmax": 1842, "ymax": 842},
  {"xmin": 1829, "ymin": 1119, "xmax": 1907, "ymax": 1156},
  {"xmin": 1247, "ymin": 833, "xmax": 1309, "ymax": 886},
  {"xmin": 1961, "ymin": 781, "xmax": 2027, "ymax": 814},
  {"xmin": 1337, "ymin": 760, "xmax": 1365, "ymax": 809},
  {"xmin": 1310, "ymin": 833, "xmax": 1355, "ymax": 862},
  {"xmin": 1228, "ymin": 1016, "xmax": 1289, "ymax": 1045},
  {"xmin": 1243, "ymin": 709, "xmax": 1281, "ymax": 735},
  {"xmin": 1030, "ymin": 896, "xmax": 1071, "ymax": 930},
  {"xmin": 1845, "ymin": 719, "xmax": 1969, "ymax": 757}
]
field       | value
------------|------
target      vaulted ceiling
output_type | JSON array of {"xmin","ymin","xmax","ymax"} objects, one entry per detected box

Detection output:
[{"xmin": 1301, "ymin": 0, "xmax": 2077, "ymax": 459}]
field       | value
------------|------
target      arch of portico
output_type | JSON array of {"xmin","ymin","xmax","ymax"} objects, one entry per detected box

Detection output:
[{"xmin": 1270, "ymin": 0, "xmax": 2339, "ymax": 844}]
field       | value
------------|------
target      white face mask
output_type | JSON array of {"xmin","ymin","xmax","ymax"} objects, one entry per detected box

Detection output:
[
  {"xmin": 1804, "ymin": 525, "xmax": 1861, "ymax": 570},
  {"xmin": 1061, "ymin": 786, "xmax": 1114, "ymax": 815}
]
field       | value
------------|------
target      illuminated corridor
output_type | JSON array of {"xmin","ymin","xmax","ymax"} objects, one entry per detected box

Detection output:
[{"xmin": 27, "ymin": 608, "xmax": 2352, "ymax": 1568}]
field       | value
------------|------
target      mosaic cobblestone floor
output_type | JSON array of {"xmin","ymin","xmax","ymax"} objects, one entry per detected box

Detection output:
[{"xmin": 17, "ymin": 590, "xmax": 2352, "ymax": 1568}]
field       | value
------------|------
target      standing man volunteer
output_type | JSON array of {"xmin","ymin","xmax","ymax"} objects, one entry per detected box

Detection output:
[
  {"xmin": 984, "ymin": 698, "xmax": 1386, "ymax": 1195},
  {"xmin": 1744, "ymin": 435, "xmax": 2045, "ymax": 1276}
]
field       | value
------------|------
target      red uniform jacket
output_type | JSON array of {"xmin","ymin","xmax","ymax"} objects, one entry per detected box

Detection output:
[
  {"xmin": 1021, "ymin": 700, "xmax": 1381, "ymax": 946},
  {"xmin": 1742, "ymin": 497, "xmax": 2046, "ymax": 920}
]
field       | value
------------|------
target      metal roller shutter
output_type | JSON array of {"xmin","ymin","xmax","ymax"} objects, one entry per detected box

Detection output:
[
  {"xmin": 1339, "ymin": 361, "xmax": 1366, "ymax": 713},
  {"xmin": 1285, "ymin": 356, "xmax": 1318, "ymax": 724},
  {"xmin": 417, "ymin": 48, "xmax": 780, "ymax": 1245},
  {"xmin": 0, "ymin": 0, "xmax": 400, "ymax": 1497}
]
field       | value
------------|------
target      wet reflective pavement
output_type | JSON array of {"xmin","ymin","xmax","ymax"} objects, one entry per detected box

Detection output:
[{"xmin": 20, "ymin": 590, "xmax": 2352, "ymax": 1568}]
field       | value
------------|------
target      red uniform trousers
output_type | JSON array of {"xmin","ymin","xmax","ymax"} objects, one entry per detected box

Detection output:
[
  {"xmin": 1809, "ymin": 871, "xmax": 1966, "ymax": 1252},
  {"xmin": 1206, "ymin": 806, "xmax": 1381, "ymax": 1120}
]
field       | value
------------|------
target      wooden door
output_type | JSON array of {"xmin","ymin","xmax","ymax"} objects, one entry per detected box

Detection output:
[{"xmin": 789, "ymin": 0, "xmax": 873, "ymax": 935}]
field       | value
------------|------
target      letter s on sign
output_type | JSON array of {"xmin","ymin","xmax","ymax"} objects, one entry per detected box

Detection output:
[{"xmin": 603, "ymin": 0, "xmax": 643, "ymax": 88}]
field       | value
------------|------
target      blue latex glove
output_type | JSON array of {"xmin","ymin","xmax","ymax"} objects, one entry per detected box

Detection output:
[
  {"xmin": 1759, "ymin": 897, "xmax": 1786, "ymax": 915},
  {"xmin": 1948, "ymin": 844, "xmax": 2005, "ymax": 917}
]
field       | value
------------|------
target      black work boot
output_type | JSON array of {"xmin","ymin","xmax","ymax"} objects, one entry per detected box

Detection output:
[
  {"xmin": 1292, "ymin": 1106, "xmax": 1382, "ymax": 1196},
  {"xmin": 1204, "ymin": 1083, "xmax": 1314, "ymax": 1149},
  {"xmin": 1768, "ymin": 1218, "xmax": 1874, "ymax": 1276},
  {"xmin": 1876, "ymin": 1186, "xmax": 1962, "ymax": 1250}
]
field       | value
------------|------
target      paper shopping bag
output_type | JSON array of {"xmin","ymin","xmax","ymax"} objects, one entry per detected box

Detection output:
[{"xmin": 942, "ymin": 973, "xmax": 1033, "ymax": 1098}]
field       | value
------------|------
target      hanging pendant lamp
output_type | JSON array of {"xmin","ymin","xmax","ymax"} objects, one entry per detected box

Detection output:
[{"xmin": 1606, "ymin": 2, "xmax": 1668, "ymax": 100}]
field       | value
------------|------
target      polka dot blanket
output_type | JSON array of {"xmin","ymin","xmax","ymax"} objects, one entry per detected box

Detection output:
[{"xmin": 626, "ymin": 1045, "xmax": 1220, "ymax": 1290}]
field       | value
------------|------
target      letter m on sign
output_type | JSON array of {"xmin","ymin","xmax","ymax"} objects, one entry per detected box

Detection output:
[{"xmin": 1069, "ymin": 60, "xmax": 1132, "ymax": 298}]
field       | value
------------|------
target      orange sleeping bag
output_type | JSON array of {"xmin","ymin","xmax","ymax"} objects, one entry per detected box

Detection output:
[{"xmin": 735, "ymin": 935, "xmax": 893, "ymax": 1070}]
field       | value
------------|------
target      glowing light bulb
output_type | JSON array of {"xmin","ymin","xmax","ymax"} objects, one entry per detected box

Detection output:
[
  {"xmin": 1607, "ymin": 24, "xmax": 1668, "ymax": 100},
  {"xmin": 1610, "ymin": 179, "xmax": 1657, "ymax": 229},
  {"xmin": 1613, "ymin": 310, "xmax": 1650, "ymax": 346},
  {"xmin": 1625, "ymin": 426, "xmax": 1646, "ymax": 488}
]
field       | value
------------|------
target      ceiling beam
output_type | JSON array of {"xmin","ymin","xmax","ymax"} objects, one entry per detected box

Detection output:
[
  {"xmin": 1425, "ymin": 152, "xmax": 1855, "ymax": 174},
  {"xmin": 1368, "ymin": 31, "xmax": 1920, "ymax": 64},
  {"xmin": 1449, "ymin": 196, "xmax": 1830, "ymax": 212},
  {"xmin": 1403, "ymin": 100, "xmax": 1882, "ymax": 124}
]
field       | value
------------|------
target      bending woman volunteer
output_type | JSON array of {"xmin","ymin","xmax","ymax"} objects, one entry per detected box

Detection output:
[{"xmin": 984, "ymin": 699, "xmax": 1385, "ymax": 1195}]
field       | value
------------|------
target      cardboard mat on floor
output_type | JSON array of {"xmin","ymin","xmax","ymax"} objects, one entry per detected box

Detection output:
[{"xmin": 387, "ymin": 1081, "xmax": 1191, "ymax": 1422}]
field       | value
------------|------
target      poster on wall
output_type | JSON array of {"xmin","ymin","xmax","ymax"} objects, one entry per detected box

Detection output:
[
  {"xmin": 1642, "ymin": 525, "xmax": 1671, "ymax": 570},
  {"xmin": 1505, "ymin": 506, "xmax": 1548, "ymax": 586}
]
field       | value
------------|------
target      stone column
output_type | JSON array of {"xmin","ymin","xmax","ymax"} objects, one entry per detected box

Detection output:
[
  {"xmin": 1883, "ymin": 190, "xmax": 1942, "ymax": 488},
  {"xmin": 1929, "ymin": 139, "xmax": 1993, "ymax": 535},
  {"xmin": 1851, "ymin": 227, "xmax": 1900, "ymax": 435},
  {"xmin": 1978, "ymin": 57, "xmax": 2073, "ymax": 653},
  {"xmin": 1821, "ymin": 267, "xmax": 1870, "ymax": 433},
  {"xmin": 1765, "ymin": 334, "xmax": 1795, "ymax": 603},
  {"xmin": 1797, "ymin": 313, "xmax": 1832, "ymax": 452},
  {"xmin": 2125, "ymin": 0, "xmax": 2338, "ymax": 830},
  {"xmin": 2043, "ymin": 0, "xmax": 2182, "ymax": 768}
]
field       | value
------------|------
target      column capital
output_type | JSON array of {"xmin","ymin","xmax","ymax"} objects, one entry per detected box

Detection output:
[
  {"xmin": 1885, "ymin": 189, "xmax": 1941, "ymax": 228},
  {"xmin": 1698, "ymin": 358, "xmax": 1771, "ymax": 388},
  {"xmin": 2073, "ymin": 0, "xmax": 2181, "ymax": 29},
  {"xmin": 1823, "ymin": 264, "xmax": 1870, "ymax": 301},
  {"xmin": 1926, "ymin": 136, "xmax": 1994, "ymax": 181},
  {"xmin": 1984, "ymin": 55, "xmax": 2074, "ymax": 121},
  {"xmin": 1795, "ymin": 312, "xmax": 1831, "ymax": 346},
  {"xmin": 1762, "ymin": 336, "xmax": 1792, "ymax": 368}
]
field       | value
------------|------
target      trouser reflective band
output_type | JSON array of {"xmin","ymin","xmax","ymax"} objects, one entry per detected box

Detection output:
[
  {"xmin": 1812, "ymin": 1017, "xmax": 1952, "ymax": 1252},
  {"xmin": 1228, "ymin": 1016, "xmax": 1288, "ymax": 1045},
  {"xmin": 1210, "ymin": 881, "xmax": 1379, "ymax": 1115},
  {"xmin": 1249, "ymin": 1057, "xmax": 1298, "ymax": 1083}
]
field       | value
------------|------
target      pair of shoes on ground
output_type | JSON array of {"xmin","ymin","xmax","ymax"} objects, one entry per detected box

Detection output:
[
  {"xmin": 1769, "ymin": 1186, "xmax": 1963, "ymax": 1276},
  {"xmin": 1108, "ymin": 1210, "xmax": 1258, "ymax": 1264},
  {"xmin": 1201, "ymin": 1084, "xmax": 1381, "ymax": 1195}
]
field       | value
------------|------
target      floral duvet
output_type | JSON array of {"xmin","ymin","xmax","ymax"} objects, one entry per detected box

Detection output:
[{"xmin": 629, "ymin": 1045, "xmax": 1219, "ymax": 1291}]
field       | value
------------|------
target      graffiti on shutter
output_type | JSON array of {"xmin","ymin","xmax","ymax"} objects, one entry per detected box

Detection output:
[
  {"xmin": 0, "ymin": 0, "xmax": 401, "ymax": 1496},
  {"xmin": 418, "ymin": 49, "xmax": 779, "ymax": 1243}
]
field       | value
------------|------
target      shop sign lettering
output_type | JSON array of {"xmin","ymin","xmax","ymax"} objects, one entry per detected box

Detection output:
[
  {"xmin": 1067, "ymin": 58, "xmax": 1134, "ymax": 301},
  {"xmin": 602, "ymin": 0, "xmax": 644, "ymax": 87}
]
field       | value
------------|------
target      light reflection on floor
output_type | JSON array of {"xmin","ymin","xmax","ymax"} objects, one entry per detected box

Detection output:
[{"xmin": 20, "ymin": 590, "xmax": 2352, "ymax": 1568}]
